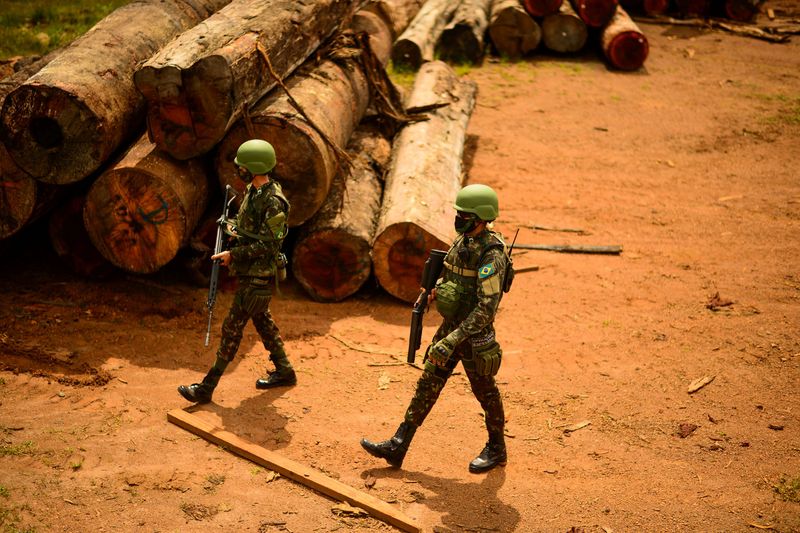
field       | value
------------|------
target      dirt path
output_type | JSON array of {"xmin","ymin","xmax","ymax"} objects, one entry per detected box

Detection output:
[{"xmin": 1, "ymin": 18, "xmax": 799, "ymax": 533}]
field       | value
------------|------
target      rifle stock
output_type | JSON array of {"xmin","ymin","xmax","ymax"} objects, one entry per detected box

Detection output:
[
  {"xmin": 407, "ymin": 249, "xmax": 447, "ymax": 364},
  {"xmin": 204, "ymin": 185, "xmax": 236, "ymax": 347}
]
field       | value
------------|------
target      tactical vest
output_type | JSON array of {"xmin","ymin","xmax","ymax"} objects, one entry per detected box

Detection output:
[{"xmin": 230, "ymin": 181, "xmax": 290, "ymax": 279}]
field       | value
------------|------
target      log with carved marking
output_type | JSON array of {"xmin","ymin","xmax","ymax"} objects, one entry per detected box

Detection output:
[
  {"xmin": 0, "ymin": 0, "xmax": 232, "ymax": 185},
  {"xmin": 134, "ymin": 0, "xmax": 363, "ymax": 161},
  {"xmin": 372, "ymin": 61, "xmax": 477, "ymax": 303},
  {"xmin": 489, "ymin": 0, "xmax": 542, "ymax": 58},
  {"xmin": 83, "ymin": 135, "xmax": 209, "ymax": 274},
  {"xmin": 292, "ymin": 128, "xmax": 391, "ymax": 302}
]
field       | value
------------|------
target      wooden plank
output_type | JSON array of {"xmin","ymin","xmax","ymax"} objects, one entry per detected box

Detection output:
[{"xmin": 167, "ymin": 408, "xmax": 421, "ymax": 533}]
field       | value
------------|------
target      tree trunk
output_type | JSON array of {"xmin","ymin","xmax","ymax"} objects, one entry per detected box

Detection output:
[
  {"xmin": 364, "ymin": 0, "xmax": 426, "ymax": 38},
  {"xmin": 372, "ymin": 61, "xmax": 477, "ymax": 303},
  {"xmin": 292, "ymin": 128, "xmax": 391, "ymax": 302},
  {"xmin": 571, "ymin": 0, "xmax": 619, "ymax": 27},
  {"xmin": 723, "ymin": 0, "xmax": 762, "ymax": 21},
  {"xmin": 0, "ymin": 0, "xmax": 231, "ymax": 185},
  {"xmin": 601, "ymin": 5, "xmax": 650, "ymax": 71},
  {"xmin": 48, "ymin": 194, "xmax": 116, "ymax": 278},
  {"xmin": 489, "ymin": 0, "xmax": 543, "ymax": 58},
  {"xmin": 214, "ymin": 13, "xmax": 393, "ymax": 228},
  {"xmin": 523, "ymin": 0, "xmax": 564, "ymax": 17},
  {"xmin": 542, "ymin": 0, "xmax": 589, "ymax": 53},
  {"xmin": 134, "ymin": 0, "xmax": 362, "ymax": 162},
  {"xmin": 437, "ymin": 0, "xmax": 493, "ymax": 65},
  {"xmin": 392, "ymin": 0, "xmax": 460, "ymax": 71},
  {"xmin": 83, "ymin": 135, "xmax": 210, "ymax": 274}
]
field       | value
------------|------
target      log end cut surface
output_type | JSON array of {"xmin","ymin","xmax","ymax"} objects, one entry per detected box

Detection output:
[
  {"xmin": 0, "ymin": 158, "xmax": 36, "ymax": 240},
  {"xmin": 542, "ymin": 14, "xmax": 588, "ymax": 53},
  {"xmin": 1, "ymin": 84, "xmax": 103, "ymax": 184},
  {"xmin": 392, "ymin": 40, "xmax": 425, "ymax": 71},
  {"xmin": 84, "ymin": 170, "xmax": 187, "ymax": 274},
  {"xmin": 642, "ymin": 0, "xmax": 670, "ymax": 14},
  {"xmin": 489, "ymin": 8, "xmax": 542, "ymax": 58},
  {"xmin": 607, "ymin": 31, "xmax": 649, "ymax": 70},
  {"xmin": 523, "ymin": 0, "xmax": 564, "ymax": 17},
  {"xmin": 293, "ymin": 230, "xmax": 372, "ymax": 302},
  {"xmin": 438, "ymin": 25, "xmax": 484, "ymax": 65},
  {"xmin": 724, "ymin": 0, "xmax": 759, "ymax": 21},
  {"xmin": 575, "ymin": 0, "xmax": 619, "ymax": 27},
  {"xmin": 372, "ymin": 222, "xmax": 449, "ymax": 303}
]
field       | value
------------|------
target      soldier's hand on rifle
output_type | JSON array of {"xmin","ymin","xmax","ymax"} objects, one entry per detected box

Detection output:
[
  {"xmin": 427, "ymin": 337, "xmax": 454, "ymax": 368},
  {"xmin": 212, "ymin": 250, "xmax": 232, "ymax": 267}
]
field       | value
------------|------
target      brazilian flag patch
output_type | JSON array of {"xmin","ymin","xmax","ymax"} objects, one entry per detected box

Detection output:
[{"xmin": 478, "ymin": 263, "xmax": 496, "ymax": 279}]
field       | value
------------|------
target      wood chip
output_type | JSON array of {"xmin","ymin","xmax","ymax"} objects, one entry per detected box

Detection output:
[
  {"xmin": 332, "ymin": 501, "xmax": 368, "ymax": 517},
  {"xmin": 688, "ymin": 375, "xmax": 715, "ymax": 394},
  {"xmin": 748, "ymin": 522, "xmax": 775, "ymax": 530},
  {"xmin": 563, "ymin": 420, "xmax": 591, "ymax": 434}
]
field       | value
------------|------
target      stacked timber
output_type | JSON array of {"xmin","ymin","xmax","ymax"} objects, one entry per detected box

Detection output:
[
  {"xmin": 601, "ymin": 5, "xmax": 650, "ymax": 70},
  {"xmin": 542, "ymin": 1, "xmax": 589, "ymax": 53},
  {"xmin": 618, "ymin": 0, "xmax": 669, "ymax": 16},
  {"xmin": 674, "ymin": 0, "xmax": 712, "ymax": 17},
  {"xmin": 134, "ymin": 0, "xmax": 363, "ymax": 161},
  {"xmin": 372, "ymin": 61, "xmax": 477, "ymax": 303},
  {"xmin": 49, "ymin": 195, "xmax": 116, "ymax": 278},
  {"xmin": 523, "ymin": 0, "xmax": 564, "ymax": 17},
  {"xmin": 364, "ymin": 0, "xmax": 426, "ymax": 38},
  {"xmin": 437, "ymin": 0, "xmax": 493, "ymax": 65},
  {"xmin": 392, "ymin": 0, "xmax": 460, "ymax": 70},
  {"xmin": 214, "ymin": 10, "xmax": 394, "ymax": 228},
  {"xmin": 571, "ymin": 0, "xmax": 620, "ymax": 27},
  {"xmin": 0, "ymin": 0, "xmax": 232, "ymax": 185},
  {"xmin": 488, "ymin": 0, "xmax": 542, "ymax": 58},
  {"xmin": 292, "ymin": 128, "xmax": 391, "ymax": 302},
  {"xmin": 83, "ymin": 135, "xmax": 209, "ymax": 274},
  {"xmin": 721, "ymin": 0, "xmax": 762, "ymax": 22}
]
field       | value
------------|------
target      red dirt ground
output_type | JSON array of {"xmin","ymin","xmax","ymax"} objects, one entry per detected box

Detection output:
[{"xmin": 1, "ymin": 12, "xmax": 799, "ymax": 533}]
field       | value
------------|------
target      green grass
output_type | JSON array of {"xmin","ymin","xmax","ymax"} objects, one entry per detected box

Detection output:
[
  {"xmin": 0, "ymin": 0, "xmax": 130, "ymax": 59},
  {"xmin": 0, "ymin": 441, "xmax": 35, "ymax": 457},
  {"xmin": 774, "ymin": 475, "xmax": 800, "ymax": 503},
  {"xmin": 387, "ymin": 62, "xmax": 416, "ymax": 91}
]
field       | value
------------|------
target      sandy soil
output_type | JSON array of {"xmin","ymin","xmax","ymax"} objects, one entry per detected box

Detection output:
[{"xmin": 1, "ymin": 13, "xmax": 799, "ymax": 533}]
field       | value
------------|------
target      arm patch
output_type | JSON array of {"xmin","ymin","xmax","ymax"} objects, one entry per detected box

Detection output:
[{"xmin": 478, "ymin": 263, "xmax": 497, "ymax": 279}]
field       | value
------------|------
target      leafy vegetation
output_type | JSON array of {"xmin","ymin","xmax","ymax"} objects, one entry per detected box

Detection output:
[
  {"xmin": 0, "ymin": 0, "xmax": 129, "ymax": 59},
  {"xmin": 774, "ymin": 475, "xmax": 800, "ymax": 503}
]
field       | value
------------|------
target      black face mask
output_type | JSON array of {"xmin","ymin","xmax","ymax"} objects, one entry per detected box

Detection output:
[
  {"xmin": 454, "ymin": 212, "xmax": 478, "ymax": 234},
  {"xmin": 236, "ymin": 166, "xmax": 254, "ymax": 184}
]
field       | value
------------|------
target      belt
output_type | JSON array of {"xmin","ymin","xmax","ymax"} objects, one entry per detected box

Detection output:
[{"xmin": 444, "ymin": 261, "xmax": 477, "ymax": 277}]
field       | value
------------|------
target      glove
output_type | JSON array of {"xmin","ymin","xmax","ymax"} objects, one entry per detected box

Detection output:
[{"xmin": 427, "ymin": 337, "xmax": 455, "ymax": 368}]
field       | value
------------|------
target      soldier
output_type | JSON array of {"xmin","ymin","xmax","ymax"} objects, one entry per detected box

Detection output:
[
  {"xmin": 178, "ymin": 139, "xmax": 297, "ymax": 404},
  {"xmin": 361, "ymin": 184, "xmax": 511, "ymax": 473}
]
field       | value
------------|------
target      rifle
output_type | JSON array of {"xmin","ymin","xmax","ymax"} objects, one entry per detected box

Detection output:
[
  {"xmin": 205, "ymin": 185, "xmax": 237, "ymax": 347},
  {"xmin": 407, "ymin": 249, "xmax": 447, "ymax": 364}
]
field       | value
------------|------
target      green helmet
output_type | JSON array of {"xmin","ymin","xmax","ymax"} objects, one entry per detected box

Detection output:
[
  {"xmin": 234, "ymin": 139, "xmax": 276, "ymax": 175},
  {"xmin": 454, "ymin": 184, "xmax": 499, "ymax": 221}
]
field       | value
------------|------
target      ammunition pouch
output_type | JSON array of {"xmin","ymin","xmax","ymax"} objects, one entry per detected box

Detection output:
[
  {"xmin": 470, "ymin": 331, "xmax": 502, "ymax": 377},
  {"xmin": 435, "ymin": 280, "xmax": 461, "ymax": 319}
]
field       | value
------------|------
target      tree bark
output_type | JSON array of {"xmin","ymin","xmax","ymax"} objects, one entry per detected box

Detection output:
[
  {"xmin": 134, "ymin": 0, "xmax": 362, "ymax": 161},
  {"xmin": 542, "ymin": 0, "xmax": 589, "ymax": 53},
  {"xmin": 489, "ymin": 0, "xmax": 543, "ymax": 58},
  {"xmin": 392, "ymin": 0, "xmax": 459, "ymax": 71},
  {"xmin": 48, "ymin": 194, "xmax": 116, "ymax": 278},
  {"xmin": 601, "ymin": 5, "xmax": 650, "ymax": 71},
  {"xmin": 437, "ymin": 0, "xmax": 493, "ymax": 65},
  {"xmin": 571, "ymin": 0, "xmax": 619, "ymax": 27},
  {"xmin": 364, "ymin": 0, "xmax": 426, "ymax": 38},
  {"xmin": 83, "ymin": 135, "xmax": 210, "ymax": 274},
  {"xmin": 292, "ymin": 128, "xmax": 391, "ymax": 302},
  {"xmin": 0, "ymin": 0, "xmax": 231, "ymax": 185},
  {"xmin": 214, "ymin": 13, "xmax": 393, "ymax": 228},
  {"xmin": 352, "ymin": 9, "xmax": 395, "ymax": 66},
  {"xmin": 523, "ymin": 0, "xmax": 564, "ymax": 17},
  {"xmin": 372, "ymin": 61, "xmax": 477, "ymax": 303}
]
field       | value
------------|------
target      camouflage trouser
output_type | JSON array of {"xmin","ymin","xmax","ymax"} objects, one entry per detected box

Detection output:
[
  {"xmin": 404, "ymin": 323, "xmax": 505, "ymax": 435},
  {"xmin": 217, "ymin": 277, "xmax": 292, "ymax": 372}
]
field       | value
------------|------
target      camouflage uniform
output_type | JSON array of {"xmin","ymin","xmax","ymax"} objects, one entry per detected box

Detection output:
[
  {"xmin": 404, "ymin": 229, "xmax": 508, "ymax": 435},
  {"xmin": 217, "ymin": 180, "xmax": 292, "ymax": 374}
]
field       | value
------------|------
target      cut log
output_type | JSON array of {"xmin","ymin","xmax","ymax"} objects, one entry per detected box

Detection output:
[
  {"xmin": 372, "ymin": 61, "xmax": 477, "ymax": 303},
  {"xmin": 134, "ymin": 0, "xmax": 362, "ymax": 161},
  {"xmin": 83, "ymin": 135, "xmax": 209, "ymax": 274},
  {"xmin": 542, "ymin": 0, "xmax": 589, "ymax": 53},
  {"xmin": 571, "ymin": 0, "xmax": 619, "ymax": 27},
  {"xmin": 0, "ymin": 0, "xmax": 232, "ymax": 185},
  {"xmin": 292, "ymin": 128, "xmax": 391, "ymax": 302},
  {"xmin": 675, "ymin": 0, "xmax": 711, "ymax": 18},
  {"xmin": 523, "ymin": 0, "xmax": 564, "ymax": 17},
  {"xmin": 48, "ymin": 194, "xmax": 116, "ymax": 278},
  {"xmin": 0, "ymin": 51, "xmax": 67, "ymax": 240},
  {"xmin": 364, "ymin": 0, "xmax": 426, "ymax": 38},
  {"xmin": 436, "ymin": 0, "xmax": 493, "ymax": 65},
  {"xmin": 215, "ymin": 14, "xmax": 393, "ymax": 228},
  {"xmin": 601, "ymin": 5, "xmax": 649, "ymax": 71},
  {"xmin": 618, "ymin": 0, "xmax": 669, "ymax": 15},
  {"xmin": 392, "ymin": 0, "xmax": 460, "ymax": 71},
  {"xmin": 722, "ymin": 0, "xmax": 762, "ymax": 21},
  {"xmin": 352, "ymin": 9, "xmax": 395, "ymax": 66},
  {"xmin": 489, "ymin": 0, "xmax": 543, "ymax": 58}
]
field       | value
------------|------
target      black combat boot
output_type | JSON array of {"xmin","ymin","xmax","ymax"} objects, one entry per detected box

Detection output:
[
  {"xmin": 360, "ymin": 421, "xmax": 417, "ymax": 468},
  {"xmin": 178, "ymin": 366, "xmax": 224, "ymax": 404},
  {"xmin": 255, "ymin": 368, "xmax": 297, "ymax": 389},
  {"xmin": 469, "ymin": 432, "xmax": 507, "ymax": 473}
]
